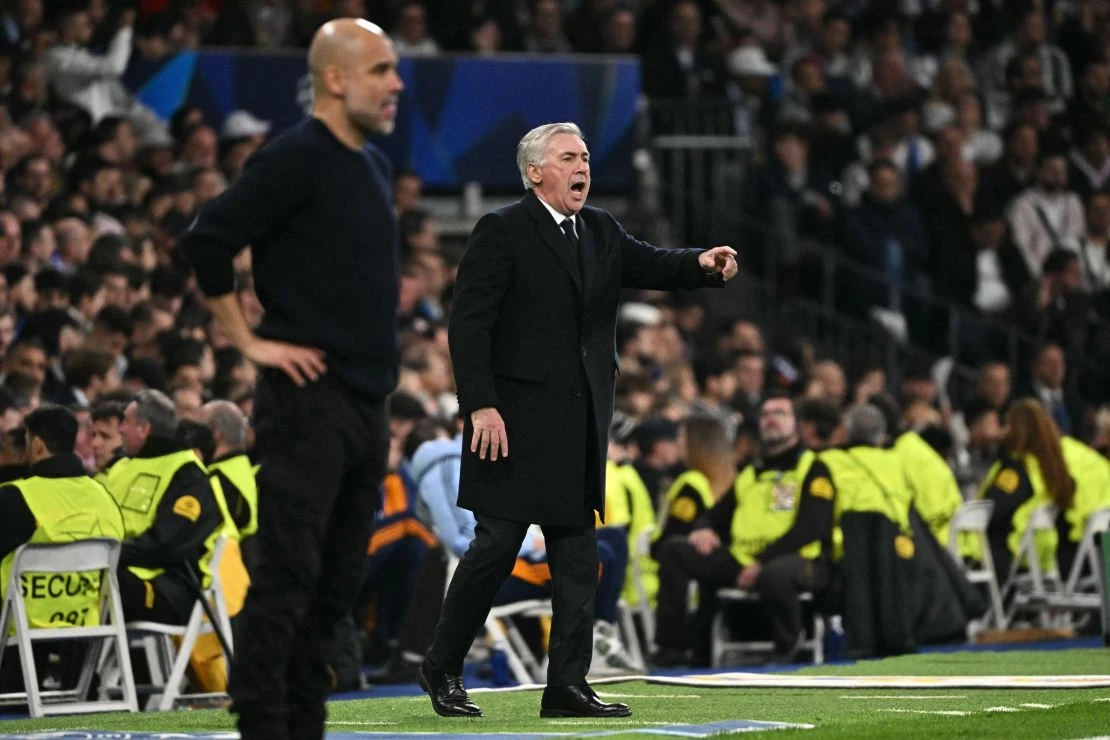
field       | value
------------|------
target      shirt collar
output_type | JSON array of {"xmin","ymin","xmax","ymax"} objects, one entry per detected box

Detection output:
[{"xmin": 535, "ymin": 193, "xmax": 575, "ymax": 232}]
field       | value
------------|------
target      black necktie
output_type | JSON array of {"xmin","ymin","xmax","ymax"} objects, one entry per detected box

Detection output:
[{"xmin": 560, "ymin": 217, "xmax": 582, "ymax": 277}]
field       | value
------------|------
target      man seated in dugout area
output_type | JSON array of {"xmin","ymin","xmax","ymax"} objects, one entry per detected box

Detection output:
[
  {"xmin": 651, "ymin": 393, "xmax": 835, "ymax": 667},
  {"xmin": 104, "ymin": 389, "xmax": 225, "ymax": 624},
  {"xmin": 0, "ymin": 404, "xmax": 126, "ymax": 694}
]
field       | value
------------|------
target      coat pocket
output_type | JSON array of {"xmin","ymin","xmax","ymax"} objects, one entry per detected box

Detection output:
[{"xmin": 492, "ymin": 356, "xmax": 548, "ymax": 384}]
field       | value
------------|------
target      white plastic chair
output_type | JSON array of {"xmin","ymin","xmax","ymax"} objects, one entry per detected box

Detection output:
[
  {"xmin": 710, "ymin": 588, "xmax": 824, "ymax": 667},
  {"xmin": 442, "ymin": 550, "xmax": 552, "ymax": 686},
  {"xmin": 122, "ymin": 534, "xmax": 234, "ymax": 711},
  {"xmin": 947, "ymin": 500, "xmax": 1006, "ymax": 632},
  {"xmin": 1003, "ymin": 505, "xmax": 1065, "ymax": 628},
  {"xmin": 1029, "ymin": 508, "xmax": 1110, "ymax": 615},
  {"xmin": 0, "ymin": 538, "xmax": 138, "ymax": 718},
  {"xmin": 622, "ymin": 529, "xmax": 657, "ymax": 654},
  {"xmin": 485, "ymin": 599, "xmax": 552, "ymax": 684}
]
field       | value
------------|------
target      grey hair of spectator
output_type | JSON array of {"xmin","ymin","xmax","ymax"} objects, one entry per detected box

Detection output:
[
  {"xmin": 134, "ymin": 389, "xmax": 178, "ymax": 437},
  {"xmin": 205, "ymin": 399, "xmax": 248, "ymax": 449},
  {"xmin": 516, "ymin": 122, "xmax": 584, "ymax": 190},
  {"xmin": 844, "ymin": 404, "xmax": 886, "ymax": 447}
]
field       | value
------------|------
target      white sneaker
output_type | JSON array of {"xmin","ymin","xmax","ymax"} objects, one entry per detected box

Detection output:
[{"xmin": 587, "ymin": 621, "xmax": 643, "ymax": 678}]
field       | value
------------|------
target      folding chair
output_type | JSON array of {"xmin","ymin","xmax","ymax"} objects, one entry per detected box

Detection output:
[
  {"xmin": 1004, "ymin": 505, "xmax": 1065, "ymax": 628},
  {"xmin": 441, "ymin": 550, "xmax": 552, "ymax": 686},
  {"xmin": 1037, "ymin": 508, "xmax": 1110, "ymax": 614},
  {"xmin": 123, "ymin": 534, "xmax": 234, "ymax": 711},
  {"xmin": 947, "ymin": 500, "xmax": 1006, "ymax": 632},
  {"xmin": 485, "ymin": 599, "xmax": 552, "ymax": 684},
  {"xmin": 0, "ymin": 538, "xmax": 138, "ymax": 718},
  {"xmin": 621, "ymin": 529, "xmax": 656, "ymax": 656},
  {"xmin": 710, "ymin": 588, "xmax": 824, "ymax": 667}
]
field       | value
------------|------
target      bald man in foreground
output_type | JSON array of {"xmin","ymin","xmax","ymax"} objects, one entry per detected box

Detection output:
[{"xmin": 181, "ymin": 19, "xmax": 404, "ymax": 739}]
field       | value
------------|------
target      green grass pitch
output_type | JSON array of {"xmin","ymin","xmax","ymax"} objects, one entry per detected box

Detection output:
[{"xmin": 2, "ymin": 648, "xmax": 1109, "ymax": 738}]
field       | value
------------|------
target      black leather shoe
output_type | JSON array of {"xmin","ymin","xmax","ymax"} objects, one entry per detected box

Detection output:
[
  {"xmin": 418, "ymin": 660, "xmax": 482, "ymax": 718},
  {"xmin": 540, "ymin": 684, "xmax": 631, "ymax": 718}
]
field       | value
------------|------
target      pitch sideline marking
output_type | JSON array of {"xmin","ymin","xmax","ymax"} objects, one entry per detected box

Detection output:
[
  {"xmin": 1019, "ymin": 703, "xmax": 1055, "ymax": 709},
  {"xmin": 880, "ymin": 709, "xmax": 973, "ymax": 716},
  {"xmin": 596, "ymin": 693, "xmax": 701, "ymax": 699},
  {"xmin": 839, "ymin": 695, "xmax": 968, "ymax": 700},
  {"xmin": 985, "ymin": 707, "xmax": 1021, "ymax": 712}
]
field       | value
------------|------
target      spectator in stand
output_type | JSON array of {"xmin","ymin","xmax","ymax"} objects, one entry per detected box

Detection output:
[
  {"xmin": 1068, "ymin": 126, "xmax": 1110, "ymax": 202},
  {"xmin": 748, "ymin": 125, "xmax": 836, "ymax": 283},
  {"xmin": 840, "ymin": 159, "xmax": 930, "ymax": 342},
  {"xmin": 392, "ymin": 2, "xmax": 440, "ymax": 56},
  {"xmin": 522, "ymin": 0, "xmax": 572, "ymax": 54},
  {"xmin": 983, "ymin": 122, "xmax": 1039, "ymax": 210},
  {"xmin": 979, "ymin": 9, "xmax": 1073, "ymax": 124},
  {"xmin": 641, "ymin": 0, "xmax": 724, "ymax": 99},
  {"xmin": 1008, "ymin": 153, "xmax": 1085, "ymax": 278},
  {"xmin": 1022, "ymin": 342, "xmax": 1085, "ymax": 437},
  {"xmin": 1068, "ymin": 59, "xmax": 1110, "ymax": 134},
  {"xmin": 1075, "ymin": 192, "xmax": 1110, "ymax": 293},
  {"xmin": 599, "ymin": 5, "xmax": 637, "ymax": 55}
]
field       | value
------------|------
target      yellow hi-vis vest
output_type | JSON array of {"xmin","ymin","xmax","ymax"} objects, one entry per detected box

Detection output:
[
  {"xmin": 105, "ymin": 450, "xmax": 228, "ymax": 587},
  {"xmin": 895, "ymin": 431, "xmax": 963, "ymax": 546},
  {"xmin": 822, "ymin": 447, "xmax": 912, "ymax": 561},
  {"xmin": 979, "ymin": 454, "xmax": 1055, "ymax": 572},
  {"xmin": 978, "ymin": 438, "xmax": 1110, "ymax": 572},
  {"xmin": 208, "ymin": 453, "xmax": 259, "ymax": 539},
  {"xmin": 1060, "ymin": 437, "xmax": 1110, "ymax": 542},
  {"xmin": 654, "ymin": 470, "xmax": 715, "ymax": 542},
  {"xmin": 617, "ymin": 463, "xmax": 659, "ymax": 607},
  {"xmin": 0, "ymin": 475, "xmax": 125, "ymax": 631},
  {"xmin": 729, "ymin": 451, "xmax": 822, "ymax": 566},
  {"xmin": 599, "ymin": 460, "xmax": 632, "ymax": 528}
]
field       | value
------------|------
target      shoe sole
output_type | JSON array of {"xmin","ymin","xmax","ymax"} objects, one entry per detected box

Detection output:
[
  {"xmin": 540, "ymin": 709, "xmax": 632, "ymax": 718},
  {"xmin": 418, "ymin": 672, "xmax": 483, "ymax": 718}
]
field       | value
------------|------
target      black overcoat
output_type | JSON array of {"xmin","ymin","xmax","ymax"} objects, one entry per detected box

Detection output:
[{"xmin": 448, "ymin": 190, "xmax": 718, "ymax": 525}]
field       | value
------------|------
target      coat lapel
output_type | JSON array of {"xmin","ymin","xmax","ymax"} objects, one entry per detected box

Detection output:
[
  {"xmin": 577, "ymin": 214, "xmax": 596, "ymax": 300},
  {"xmin": 523, "ymin": 192, "xmax": 582, "ymax": 295}
]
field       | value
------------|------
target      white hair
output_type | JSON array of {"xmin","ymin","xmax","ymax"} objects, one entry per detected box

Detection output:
[{"xmin": 516, "ymin": 122, "xmax": 584, "ymax": 190}]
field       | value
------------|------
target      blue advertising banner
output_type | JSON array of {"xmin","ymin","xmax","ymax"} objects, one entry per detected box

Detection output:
[{"xmin": 123, "ymin": 51, "xmax": 641, "ymax": 190}]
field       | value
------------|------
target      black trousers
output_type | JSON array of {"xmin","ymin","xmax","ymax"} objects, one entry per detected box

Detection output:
[
  {"xmin": 654, "ymin": 536, "xmax": 741, "ymax": 651},
  {"xmin": 654, "ymin": 537, "xmax": 828, "ymax": 653},
  {"xmin": 229, "ymin": 371, "xmax": 388, "ymax": 740},
  {"xmin": 117, "ymin": 570, "xmax": 194, "ymax": 625},
  {"xmin": 427, "ymin": 513, "xmax": 597, "ymax": 687}
]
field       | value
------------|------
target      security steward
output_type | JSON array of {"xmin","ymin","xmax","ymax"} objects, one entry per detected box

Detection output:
[
  {"xmin": 0, "ymin": 405, "xmax": 126, "ymax": 625},
  {"xmin": 868, "ymin": 394, "xmax": 962, "ymax": 546},
  {"xmin": 979, "ymin": 399, "xmax": 1110, "ymax": 580},
  {"xmin": 821, "ymin": 405, "xmax": 915, "ymax": 657},
  {"xmin": 651, "ymin": 394, "xmax": 835, "ymax": 666},
  {"xmin": 202, "ymin": 400, "xmax": 259, "ymax": 569},
  {"xmin": 106, "ymin": 389, "xmax": 223, "ymax": 624},
  {"xmin": 0, "ymin": 405, "xmax": 125, "ymax": 692},
  {"xmin": 90, "ymin": 401, "xmax": 127, "ymax": 485}
]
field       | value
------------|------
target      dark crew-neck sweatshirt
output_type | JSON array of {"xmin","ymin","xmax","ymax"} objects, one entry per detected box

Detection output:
[{"xmin": 181, "ymin": 117, "xmax": 400, "ymax": 401}]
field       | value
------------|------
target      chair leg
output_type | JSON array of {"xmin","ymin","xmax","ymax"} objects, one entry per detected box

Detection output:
[
  {"xmin": 74, "ymin": 637, "xmax": 104, "ymax": 701},
  {"xmin": 503, "ymin": 618, "xmax": 543, "ymax": 684},
  {"xmin": 618, "ymin": 602, "xmax": 644, "ymax": 669},
  {"xmin": 485, "ymin": 617, "xmax": 531, "ymax": 685},
  {"xmin": 710, "ymin": 611, "xmax": 725, "ymax": 668},
  {"xmin": 18, "ymin": 633, "xmax": 43, "ymax": 718},
  {"xmin": 811, "ymin": 615, "xmax": 825, "ymax": 666}
]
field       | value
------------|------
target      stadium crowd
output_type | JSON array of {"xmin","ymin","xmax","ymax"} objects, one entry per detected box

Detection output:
[{"xmin": 0, "ymin": 0, "xmax": 1109, "ymax": 705}]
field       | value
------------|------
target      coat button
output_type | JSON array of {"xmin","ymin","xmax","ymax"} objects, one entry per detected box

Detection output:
[{"xmin": 574, "ymin": 391, "xmax": 584, "ymax": 398}]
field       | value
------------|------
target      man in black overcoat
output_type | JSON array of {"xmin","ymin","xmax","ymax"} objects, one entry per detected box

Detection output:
[{"xmin": 419, "ymin": 122, "xmax": 738, "ymax": 719}]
